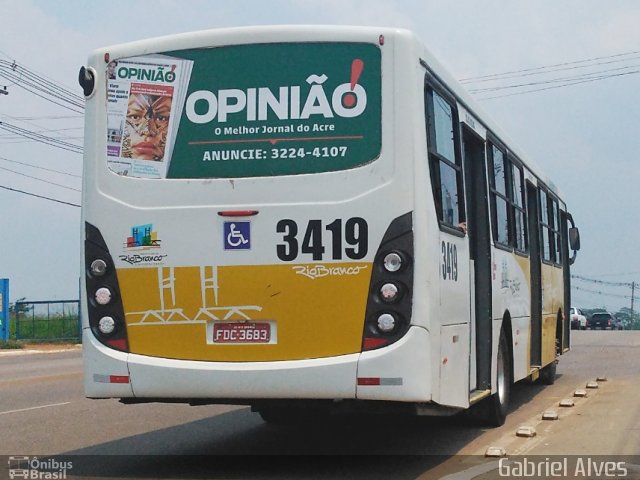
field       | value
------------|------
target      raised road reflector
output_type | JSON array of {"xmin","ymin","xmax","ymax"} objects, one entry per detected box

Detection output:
[
  {"xmin": 542, "ymin": 410, "xmax": 559, "ymax": 420},
  {"xmin": 559, "ymin": 399, "xmax": 575, "ymax": 407},
  {"xmin": 574, "ymin": 389, "xmax": 588, "ymax": 397},
  {"xmin": 586, "ymin": 381, "xmax": 599, "ymax": 389},
  {"xmin": 516, "ymin": 426, "xmax": 537, "ymax": 437},
  {"xmin": 596, "ymin": 376, "xmax": 608, "ymax": 382}
]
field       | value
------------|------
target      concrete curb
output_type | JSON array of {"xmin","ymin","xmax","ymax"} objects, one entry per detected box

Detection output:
[{"xmin": 0, "ymin": 345, "xmax": 82, "ymax": 356}]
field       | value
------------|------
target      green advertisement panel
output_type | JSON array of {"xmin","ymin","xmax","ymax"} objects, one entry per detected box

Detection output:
[{"xmin": 166, "ymin": 42, "xmax": 382, "ymax": 178}]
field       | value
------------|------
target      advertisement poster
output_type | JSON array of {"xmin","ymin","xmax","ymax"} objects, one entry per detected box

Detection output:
[
  {"xmin": 106, "ymin": 54, "xmax": 193, "ymax": 178},
  {"xmin": 106, "ymin": 43, "xmax": 381, "ymax": 179}
]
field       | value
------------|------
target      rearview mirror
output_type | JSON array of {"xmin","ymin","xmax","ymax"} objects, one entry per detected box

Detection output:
[{"xmin": 569, "ymin": 227, "xmax": 580, "ymax": 251}]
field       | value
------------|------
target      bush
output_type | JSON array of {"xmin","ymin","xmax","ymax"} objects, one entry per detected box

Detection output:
[{"xmin": 0, "ymin": 339, "xmax": 24, "ymax": 349}]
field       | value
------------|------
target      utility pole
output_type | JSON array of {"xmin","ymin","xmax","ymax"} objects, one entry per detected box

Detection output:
[{"xmin": 0, "ymin": 86, "xmax": 8, "ymax": 96}]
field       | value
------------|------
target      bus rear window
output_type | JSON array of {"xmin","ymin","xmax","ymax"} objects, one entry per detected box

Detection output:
[{"xmin": 105, "ymin": 42, "xmax": 381, "ymax": 179}]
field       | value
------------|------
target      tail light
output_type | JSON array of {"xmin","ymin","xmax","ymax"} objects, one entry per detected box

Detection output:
[
  {"xmin": 85, "ymin": 222, "xmax": 129, "ymax": 351},
  {"xmin": 362, "ymin": 212, "xmax": 413, "ymax": 351}
]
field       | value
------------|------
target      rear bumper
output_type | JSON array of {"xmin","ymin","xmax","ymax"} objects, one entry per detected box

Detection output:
[{"xmin": 84, "ymin": 326, "xmax": 432, "ymax": 403}]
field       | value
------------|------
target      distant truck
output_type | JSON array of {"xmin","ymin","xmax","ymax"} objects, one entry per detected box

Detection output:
[{"xmin": 589, "ymin": 312, "xmax": 623, "ymax": 330}]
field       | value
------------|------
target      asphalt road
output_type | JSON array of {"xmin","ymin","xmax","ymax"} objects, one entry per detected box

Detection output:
[{"xmin": 1, "ymin": 331, "xmax": 639, "ymax": 479}]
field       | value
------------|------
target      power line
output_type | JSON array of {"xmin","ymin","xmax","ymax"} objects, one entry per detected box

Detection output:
[
  {"xmin": 469, "ymin": 63, "xmax": 640, "ymax": 94},
  {"xmin": 0, "ymin": 155, "xmax": 81, "ymax": 179},
  {"xmin": 571, "ymin": 274, "xmax": 633, "ymax": 287},
  {"xmin": 0, "ymin": 183, "xmax": 80, "ymax": 208},
  {"xmin": 573, "ymin": 285, "xmax": 632, "ymax": 300},
  {"xmin": 475, "ymin": 70, "xmax": 640, "ymax": 100},
  {"xmin": 460, "ymin": 49, "xmax": 640, "ymax": 83},
  {"xmin": 9, "ymin": 114, "xmax": 83, "ymax": 121},
  {"xmin": 0, "ymin": 121, "xmax": 83, "ymax": 154},
  {"xmin": 0, "ymin": 165, "xmax": 81, "ymax": 192},
  {"xmin": 0, "ymin": 60, "xmax": 84, "ymax": 114},
  {"xmin": 0, "ymin": 50, "xmax": 79, "ymax": 94},
  {"xmin": 463, "ymin": 54, "xmax": 640, "ymax": 86},
  {"xmin": 459, "ymin": 48, "xmax": 640, "ymax": 100},
  {"xmin": 0, "ymin": 59, "xmax": 84, "ymax": 104},
  {"xmin": 591, "ymin": 271, "xmax": 640, "ymax": 278}
]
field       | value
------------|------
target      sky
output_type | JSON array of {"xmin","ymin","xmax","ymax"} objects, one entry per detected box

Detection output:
[{"xmin": 1, "ymin": 0, "xmax": 639, "ymax": 312}]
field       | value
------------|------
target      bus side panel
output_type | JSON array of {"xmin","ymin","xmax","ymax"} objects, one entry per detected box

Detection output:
[
  {"xmin": 356, "ymin": 326, "xmax": 430, "ymax": 401},
  {"xmin": 512, "ymin": 253, "xmax": 533, "ymax": 382},
  {"xmin": 541, "ymin": 263, "xmax": 564, "ymax": 366},
  {"xmin": 438, "ymin": 323, "xmax": 470, "ymax": 408},
  {"xmin": 492, "ymin": 249, "xmax": 532, "ymax": 381}
]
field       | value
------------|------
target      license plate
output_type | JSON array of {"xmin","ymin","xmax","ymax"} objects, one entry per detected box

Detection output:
[{"xmin": 212, "ymin": 322, "xmax": 271, "ymax": 344}]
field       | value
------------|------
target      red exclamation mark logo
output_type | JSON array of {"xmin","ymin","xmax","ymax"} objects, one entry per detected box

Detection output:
[{"xmin": 343, "ymin": 59, "xmax": 364, "ymax": 108}]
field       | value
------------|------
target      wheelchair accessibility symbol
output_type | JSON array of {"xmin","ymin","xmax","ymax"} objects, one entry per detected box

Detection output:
[{"xmin": 223, "ymin": 221, "xmax": 251, "ymax": 250}]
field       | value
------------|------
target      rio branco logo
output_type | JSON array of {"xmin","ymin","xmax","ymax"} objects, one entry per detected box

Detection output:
[{"xmin": 8, "ymin": 456, "xmax": 72, "ymax": 479}]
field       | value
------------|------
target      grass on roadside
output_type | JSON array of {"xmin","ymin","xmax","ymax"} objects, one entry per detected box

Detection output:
[
  {"xmin": 0, "ymin": 339, "xmax": 24, "ymax": 349},
  {"xmin": 11, "ymin": 314, "xmax": 80, "ymax": 342}
]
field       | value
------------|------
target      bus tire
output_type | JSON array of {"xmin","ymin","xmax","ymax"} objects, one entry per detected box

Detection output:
[
  {"xmin": 539, "ymin": 337, "xmax": 559, "ymax": 385},
  {"xmin": 538, "ymin": 360, "xmax": 557, "ymax": 385},
  {"xmin": 480, "ymin": 330, "xmax": 511, "ymax": 427}
]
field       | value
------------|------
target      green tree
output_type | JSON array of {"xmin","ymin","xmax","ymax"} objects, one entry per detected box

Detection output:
[
  {"xmin": 8, "ymin": 297, "xmax": 32, "ymax": 315},
  {"xmin": 614, "ymin": 307, "xmax": 640, "ymax": 330}
]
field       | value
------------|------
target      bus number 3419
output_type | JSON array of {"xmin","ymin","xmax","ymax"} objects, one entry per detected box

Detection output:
[
  {"xmin": 442, "ymin": 241, "xmax": 458, "ymax": 282},
  {"xmin": 276, "ymin": 218, "xmax": 368, "ymax": 262}
]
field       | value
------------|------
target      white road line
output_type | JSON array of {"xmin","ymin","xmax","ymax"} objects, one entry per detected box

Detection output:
[{"xmin": 0, "ymin": 402, "xmax": 71, "ymax": 416}]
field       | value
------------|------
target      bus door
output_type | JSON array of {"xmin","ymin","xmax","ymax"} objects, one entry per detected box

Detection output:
[
  {"xmin": 425, "ymin": 81, "xmax": 472, "ymax": 407},
  {"xmin": 462, "ymin": 125, "xmax": 492, "ymax": 392},
  {"xmin": 526, "ymin": 181, "xmax": 542, "ymax": 367}
]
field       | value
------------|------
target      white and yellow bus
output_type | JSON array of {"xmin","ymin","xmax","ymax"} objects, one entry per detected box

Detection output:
[{"xmin": 79, "ymin": 26, "xmax": 580, "ymax": 426}]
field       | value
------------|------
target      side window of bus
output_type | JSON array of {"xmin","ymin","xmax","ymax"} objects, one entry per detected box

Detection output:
[
  {"xmin": 549, "ymin": 197, "xmax": 562, "ymax": 265},
  {"xmin": 511, "ymin": 162, "xmax": 527, "ymax": 253},
  {"xmin": 488, "ymin": 146, "xmax": 528, "ymax": 253},
  {"xmin": 539, "ymin": 189, "xmax": 552, "ymax": 262},
  {"xmin": 488, "ymin": 143, "xmax": 509, "ymax": 246},
  {"xmin": 425, "ymin": 87, "xmax": 465, "ymax": 232}
]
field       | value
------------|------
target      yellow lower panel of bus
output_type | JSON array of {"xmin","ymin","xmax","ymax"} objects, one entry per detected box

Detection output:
[{"xmin": 117, "ymin": 263, "xmax": 371, "ymax": 361}]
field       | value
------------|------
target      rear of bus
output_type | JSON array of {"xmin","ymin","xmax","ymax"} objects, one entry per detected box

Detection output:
[{"xmin": 81, "ymin": 26, "xmax": 430, "ymax": 413}]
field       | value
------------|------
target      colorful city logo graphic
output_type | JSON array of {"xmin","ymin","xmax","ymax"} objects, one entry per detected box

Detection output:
[
  {"xmin": 223, "ymin": 221, "xmax": 251, "ymax": 250},
  {"xmin": 125, "ymin": 224, "xmax": 161, "ymax": 250}
]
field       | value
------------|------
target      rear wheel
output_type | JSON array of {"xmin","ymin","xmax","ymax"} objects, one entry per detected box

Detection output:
[
  {"xmin": 539, "ymin": 337, "xmax": 559, "ymax": 385},
  {"xmin": 538, "ymin": 359, "xmax": 557, "ymax": 385},
  {"xmin": 473, "ymin": 329, "xmax": 511, "ymax": 427}
]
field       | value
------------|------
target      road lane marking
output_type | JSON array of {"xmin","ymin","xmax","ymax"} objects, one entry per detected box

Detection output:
[
  {"xmin": 0, "ymin": 372, "xmax": 82, "ymax": 387},
  {"xmin": 0, "ymin": 402, "xmax": 71, "ymax": 416}
]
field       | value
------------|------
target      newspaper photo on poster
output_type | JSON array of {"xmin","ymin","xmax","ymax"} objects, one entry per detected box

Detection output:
[{"xmin": 106, "ymin": 55, "xmax": 193, "ymax": 178}]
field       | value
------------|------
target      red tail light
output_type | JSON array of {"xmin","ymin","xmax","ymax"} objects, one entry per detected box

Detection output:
[
  {"xmin": 362, "ymin": 213, "xmax": 413, "ymax": 351},
  {"xmin": 85, "ymin": 222, "xmax": 129, "ymax": 352}
]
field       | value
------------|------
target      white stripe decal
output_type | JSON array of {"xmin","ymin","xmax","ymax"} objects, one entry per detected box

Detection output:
[{"xmin": 380, "ymin": 377, "xmax": 403, "ymax": 386}]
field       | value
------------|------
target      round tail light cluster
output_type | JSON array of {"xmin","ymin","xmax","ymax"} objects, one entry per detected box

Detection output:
[
  {"xmin": 85, "ymin": 222, "xmax": 129, "ymax": 351},
  {"xmin": 362, "ymin": 213, "xmax": 414, "ymax": 351}
]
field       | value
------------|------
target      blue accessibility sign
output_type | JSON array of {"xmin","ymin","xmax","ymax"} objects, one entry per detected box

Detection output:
[{"xmin": 223, "ymin": 221, "xmax": 251, "ymax": 250}]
